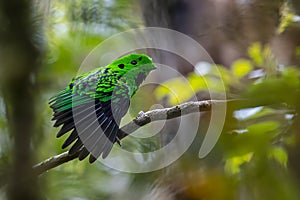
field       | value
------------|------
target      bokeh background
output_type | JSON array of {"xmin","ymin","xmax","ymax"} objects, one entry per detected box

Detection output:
[{"xmin": 1, "ymin": 0, "xmax": 300, "ymax": 199}]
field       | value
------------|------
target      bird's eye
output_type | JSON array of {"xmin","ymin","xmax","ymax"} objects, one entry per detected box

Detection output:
[
  {"xmin": 118, "ymin": 64, "xmax": 125, "ymax": 69},
  {"xmin": 131, "ymin": 60, "xmax": 137, "ymax": 65},
  {"xmin": 69, "ymin": 83, "xmax": 74, "ymax": 89}
]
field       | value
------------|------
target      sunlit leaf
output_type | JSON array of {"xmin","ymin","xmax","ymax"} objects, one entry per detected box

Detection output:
[
  {"xmin": 278, "ymin": 13, "xmax": 295, "ymax": 33},
  {"xmin": 268, "ymin": 146, "xmax": 288, "ymax": 167},
  {"xmin": 154, "ymin": 77, "xmax": 196, "ymax": 105},
  {"xmin": 188, "ymin": 73, "xmax": 228, "ymax": 93},
  {"xmin": 278, "ymin": 3, "xmax": 296, "ymax": 33},
  {"xmin": 225, "ymin": 153, "xmax": 253, "ymax": 174},
  {"xmin": 188, "ymin": 73, "xmax": 208, "ymax": 91},
  {"xmin": 248, "ymin": 42, "xmax": 263, "ymax": 66},
  {"xmin": 231, "ymin": 59, "xmax": 253, "ymax": 78}
]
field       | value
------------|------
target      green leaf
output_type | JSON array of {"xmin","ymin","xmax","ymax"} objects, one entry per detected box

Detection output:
[
  {"xmin": 225, "ymin": 122, "xmax": 279, "ymax": 156},
  {"xmin": 189, "ymin": 73, "xmax": 227, "ymax": 93},
  {"xmin": 278, "ymin": 13, "xmax": 294, "ymax": 33},
  {"xmin": 282, "ymin": 67, "xmax": 300, "ymax": 88},
  {"xmin": 248, "ymin": 43, "xmax": 263, "ymax": 66},
  {"xmin": 277, "ymin": 3, "xmax": 296, "ymax": 33},
  {"xmin": 225, "ymin": 153, "xmax": 253, "ymax": 174},
  {"xmin": 218, "ymin": 65, "xmax": 237, "ymax": 86},
  {"xmin": 154, "ymin": 77, "xmax": 196, "ymax": 105},
  {"xmin": 232, "ymin": 59, "xmax": 253, "ymax": 78},
  {"xmin": 268, "ymin": 147, "xmax": 288, "ymax": 167},
  {"xmin": 247, "ymin": 121, "xmax": 280, "ymax": 135},
  {"xmin": 246, "ymin": 76, "xmax": 299, "ymax": 106},
  {"xmin": 188, "ymin": 73, "xmax": 208, "ymax": 91}
]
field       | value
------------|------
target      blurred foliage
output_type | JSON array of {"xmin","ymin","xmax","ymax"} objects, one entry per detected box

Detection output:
[
  {"xmin": 155, "ymin": 42, "xmax": 300, "ymax": 199},
  {"xmin": 278, "ymin": 2, "xmax": 300, "ymax": 33},
  {"xmin": 1, "ymin": 0, "xmax": 300, "ymax": 200}
]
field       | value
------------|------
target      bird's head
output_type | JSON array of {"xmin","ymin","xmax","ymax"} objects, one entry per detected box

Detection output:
[{"xmin": 111, "ymin": 53, "xmax": 156, "ymax": 75}]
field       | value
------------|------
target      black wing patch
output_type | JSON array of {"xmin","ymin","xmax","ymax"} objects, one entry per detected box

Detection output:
[{"xmin": 50, "ymin": 83, "xmax": 131, "ymax": 163}]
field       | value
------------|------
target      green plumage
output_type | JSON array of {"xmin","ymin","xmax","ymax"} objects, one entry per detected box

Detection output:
[{"xmin": 50, "ymin": 54, "xmax": 156, "ymax": 163}]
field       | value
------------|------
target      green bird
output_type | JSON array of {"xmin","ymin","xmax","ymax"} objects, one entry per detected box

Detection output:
[{"xmin": 49, "ymin": 54, "xmax": 156, "ymax": 163}]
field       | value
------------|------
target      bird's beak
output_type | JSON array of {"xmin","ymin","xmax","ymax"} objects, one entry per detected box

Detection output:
[{"xmin": 152, "ymin": 63, "xmax": 157, "ymax": 70}]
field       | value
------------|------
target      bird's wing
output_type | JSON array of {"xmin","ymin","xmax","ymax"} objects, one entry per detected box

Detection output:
[{"xmin": 49, "ymin": 82, "xmax": 131, "ymax": 163}]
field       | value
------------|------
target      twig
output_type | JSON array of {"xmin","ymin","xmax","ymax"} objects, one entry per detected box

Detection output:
[
  {"xmin": 33, "ymin": 100, "xmax": 226, "ymax": 175},
  {"xmin": 33, "ymin": 151, "xmax": 80, "ymax": 176}
]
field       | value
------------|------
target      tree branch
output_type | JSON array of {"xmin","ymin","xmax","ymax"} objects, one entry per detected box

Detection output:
[
  {"xmin": 33, "ymin": 100, "xmax": 226, "ymax": 176},
  {"xmin": 33, "ymin": 151, "xmax": 80, "ymax": 176}
]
